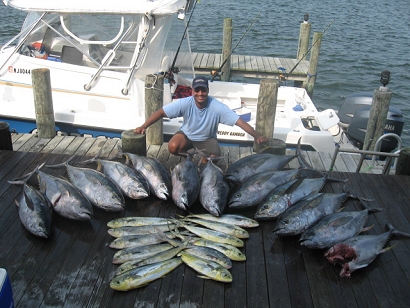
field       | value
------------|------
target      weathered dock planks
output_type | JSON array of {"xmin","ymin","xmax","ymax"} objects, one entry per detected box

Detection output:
[
  {"xmin": 168, "ymin": 51, "xmax": 309, "ymax": 82},
  {"xmin": 0, "ymin": 134, "xmax": 409, "ymax": 307}
]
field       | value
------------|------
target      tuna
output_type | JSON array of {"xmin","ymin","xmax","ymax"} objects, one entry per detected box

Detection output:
[
  {"xmin": 120, "ymin": 151, "xmax": 171, "ymax": 200},
  {"xmin": 10, "ymin": 164, "xmax": 93, "ymax": 221},
  {"xmin": 171, "ymin": 152, "xmax": 200, "ymax": 210},
  {"xmin": 325, "ymin": 223, "xmax": 410, "ymax": 278},
  {"xmin": 46, "ymin": 158, "xmax": 125, "ymax": 212},
  {"xmin": 94, "ymin": 159, "xmax": 150, "ymax": 199},
  {"xmin": 199, "ymin": 158, "xmax": 230, "ymax": 216},
  {"xmin": 228, "ymin": 169, "xmax": 300, "ymax": 209},
  {"xmin": 224, "ymin": 153, "xmax": 298, "ymax": 186},
  {"xmin": 14, "ymin": 183, "xmax": 52, "ymax": 238},
  {"xmin": 273, "ymin": 192, "xmax": 355, "ymax": 236},
  {"xmin": 299, "ymin": 207, "xmax": 383, "ymax": 249},
  {"xmin": 254, "ymin": 177, "xmax": 326, "ymax": 220}
]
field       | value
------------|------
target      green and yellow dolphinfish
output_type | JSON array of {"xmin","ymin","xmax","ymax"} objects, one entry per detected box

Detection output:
[
  {"xmin": 179, "ymin": 251, "xmax": 232, "ymax": 283},
  {"xmin": 110, "ymin": 258, "xmax": 183, "ymax": 291}
]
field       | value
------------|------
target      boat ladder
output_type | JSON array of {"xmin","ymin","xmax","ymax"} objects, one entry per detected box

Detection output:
[{"xmin": 329, "ymin": 133, "xmax": 402, "ymax": 174}]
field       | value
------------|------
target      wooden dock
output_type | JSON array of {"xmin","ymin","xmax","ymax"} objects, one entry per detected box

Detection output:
[
  {"xmin": 171, "ymin": 52, "xmax": 309, "ymax": 82},
  {"xmin": 2, "ymin": 134, "xmax": 409, "ymax": 307}
]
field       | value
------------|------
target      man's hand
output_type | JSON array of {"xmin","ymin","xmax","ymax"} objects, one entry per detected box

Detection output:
[
  {"xmin": 134, "ymin": 126, "xmax": 146, "ymax": 134},
  {"xmin": 256, "ymin": 135, "xmax": 269, "ymax": 144}
]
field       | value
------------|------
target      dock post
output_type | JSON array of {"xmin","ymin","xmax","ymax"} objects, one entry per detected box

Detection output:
[
  {"xmin": 32, "ymin": 68, "xmax": 56, "ymax": 138},
  {"xmin": 295, "ymin": 13, "xmax": 311, "ymax": 87},
  {"xmin": 145, "ymin": 73, "xmax": 164, "ymax": 145},
  {"xmin": 221, "ymin": 18, "xmax": 232, "ymax": 82},
  {"xmin": 121, "ymin": 129, "xmax": 146, "ymax": 156},
  {"xmin": 253, "ymin": 79, "xmax": 279, "ymax": 152},
  {"xmin": 304, "ymin": 32, "xmax": 322, "ymax": 98},
  {"xmin": 362, "ymin": 72, "xmax": 392, "ymax": 152},
  {"xmin": 396, "ymin": 147, "xmax": 410, "ymax": 175},
  {"xmin": 0, "ymin": 122, "xmax": 12, "ymax": 150}
]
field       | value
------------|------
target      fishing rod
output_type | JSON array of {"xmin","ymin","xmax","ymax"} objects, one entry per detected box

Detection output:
[
  {"xmin": 285, "ymin": 19, "xmax": 335, "ymax": 80},
  {"xmin": 168, "ymin": 0, "xmax": 198, "ymax": 77},
  {"xmin": 210, "ymin": 10, "xmax": 262, "ymax": 82}
]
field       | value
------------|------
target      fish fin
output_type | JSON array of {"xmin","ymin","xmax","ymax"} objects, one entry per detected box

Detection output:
[
  {"xmin": 360, "ymin": 224, "xmax": 374, "ymax": 233},
  {"xmin": 336, "ymin": 206, "xmax": 345, "ymax": 213},
  {"xmin": 45, "ymin": 156, "xmax": 75, "ymax": 168},
  {"xmin": 380, "ymin": 243, "xmax": 397, "ymax": 254},
  {"xmin": 197, "ymin": 275, "xmax": 211, "ymax": 280},
  {"xmin": 296, "ymin": 137, "xmax": 313, "ymax": 169},
  {"xmin": 386, "ymin": 223, "xmax": 410, "ymax": 238}
]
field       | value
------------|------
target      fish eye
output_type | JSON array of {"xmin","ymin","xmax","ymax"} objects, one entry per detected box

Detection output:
[{"xmin": 283, "ymin": 219, "xmax": 288, "ymax": 225}]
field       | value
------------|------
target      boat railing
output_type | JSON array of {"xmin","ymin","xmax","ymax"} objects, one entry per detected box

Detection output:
[{"xmin": 329, "ymin": 133, "xmax": 402, "ymax": 174}]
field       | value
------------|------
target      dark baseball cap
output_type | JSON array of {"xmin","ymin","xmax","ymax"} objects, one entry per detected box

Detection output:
[{"xmin": 192, "ymin": 76, "xmax": 209, "ymax": 89}]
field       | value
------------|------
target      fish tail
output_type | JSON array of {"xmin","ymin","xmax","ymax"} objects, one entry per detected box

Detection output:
[{"xmin": 386, "ymin": 223, "xmax": 410, "ymax": 238}]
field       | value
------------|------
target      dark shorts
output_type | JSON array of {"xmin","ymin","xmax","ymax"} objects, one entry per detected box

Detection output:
[{"xmin": 175, "ymin": 131, "xmax": 221, "ymax": 156}]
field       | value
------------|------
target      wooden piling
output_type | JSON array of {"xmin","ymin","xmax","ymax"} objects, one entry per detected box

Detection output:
[
  {"xmin": 145, "ymin": 73, "xmax": 164, "ymax": 145},
  {"xmin": 395, "ymin": 147, "xmax": 410, "ymax": 175},
  {"xmin": 221, "ymin": 18, "xmax": 232, "ymax": 82},
  {"xmin": 297, "ymin": 20, "xmax": 311, "ymax": 61},
  {"xmin": 0, "ymin": 122, "xmax": 12, "ymax": 150},
  {"xmin": 295, "ymin": 18, "xmax": 311, "ymax": 87},
  {"xmin": 121, "ymin": 129, "xmax": 146, "ymax": 156},
  {"xmin": 253, "ymin": 79, "xmax": 279, "ymax": 152},
  {"xmin": 32, "ymin": 68, "xmax": 55, "ymax": 138},
  {"xmin": 362, "ymin": 87, "xmax": 392, "ymax": 151},
  {"xmin": 304, "ymin": 32, "xmax": 322, "ymax": 98}
]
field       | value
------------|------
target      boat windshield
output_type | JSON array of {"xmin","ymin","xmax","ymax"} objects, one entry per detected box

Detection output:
[{"xmin": 11, "ymin": 11, "xmax": 195, "ymax": 82}]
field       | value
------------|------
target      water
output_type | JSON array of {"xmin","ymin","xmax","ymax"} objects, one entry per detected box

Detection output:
[{"xmin": 1, "ymin": 1, "xmax": 409, "ymax": 146}]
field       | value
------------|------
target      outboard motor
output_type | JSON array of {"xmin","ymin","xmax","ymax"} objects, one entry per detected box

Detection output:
[{"xmin": 338, "ymin": 92, "xmax": 404, "ymax": 153}]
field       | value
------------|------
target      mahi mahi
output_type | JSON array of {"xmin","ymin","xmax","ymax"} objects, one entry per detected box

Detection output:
[{"xmin": 110, "ymin": 258, "xmax": 183, "ymax": 291}]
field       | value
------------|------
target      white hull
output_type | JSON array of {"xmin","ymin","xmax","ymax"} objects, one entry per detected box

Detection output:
[{"xmin": 0, "ymin": 1, "xmax": 344, "ymax": 153}]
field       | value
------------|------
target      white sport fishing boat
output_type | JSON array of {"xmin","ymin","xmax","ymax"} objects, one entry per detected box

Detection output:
[{"xmin": 0, "ymin": 0, "xmax": 361, "ymax": 153}]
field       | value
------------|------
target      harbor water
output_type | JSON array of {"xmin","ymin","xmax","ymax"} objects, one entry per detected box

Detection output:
[{"xmin": 0, "ymin": 1, "xmax": 409, "ymax": 147}]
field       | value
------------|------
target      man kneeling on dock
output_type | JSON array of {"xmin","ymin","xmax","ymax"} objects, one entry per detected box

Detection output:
[{"xmin": 134, "ymin": 75, "xmax": 268, "ymax": 166}]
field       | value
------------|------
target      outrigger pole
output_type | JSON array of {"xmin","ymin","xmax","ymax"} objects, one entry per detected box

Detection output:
[
  {"xmin": 168, "ymin": 0, "xmax": 198, "ymax": 79},
  {"xmin": 210, "ymin": 10, "xmax": 262, "ymax": 82},
  {"xmin": 286, "ymin": 19, "xmax": 335, "ymax": 80}
]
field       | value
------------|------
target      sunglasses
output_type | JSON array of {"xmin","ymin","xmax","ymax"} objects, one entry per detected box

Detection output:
[{"xmin": 193, "ymin": 87, "xmax": 207, "ymax": 93}]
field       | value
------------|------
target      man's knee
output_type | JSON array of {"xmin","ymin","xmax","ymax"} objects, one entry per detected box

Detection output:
[{"xmin": 168, "ymin": 141, "xmax": 180, "ymax": 155}]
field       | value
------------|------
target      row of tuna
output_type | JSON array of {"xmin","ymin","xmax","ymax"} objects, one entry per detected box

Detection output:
[
  {"xmin": 227, "ymin": 152, "xmax": 410, "ymax": 278},
  {"xmin": 106, "ymin": 214, "xmax": 259, "ymax": 291},
  {"xmin": 7, "ymin": 143, "xmax": 303, "ymax": 238}
]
